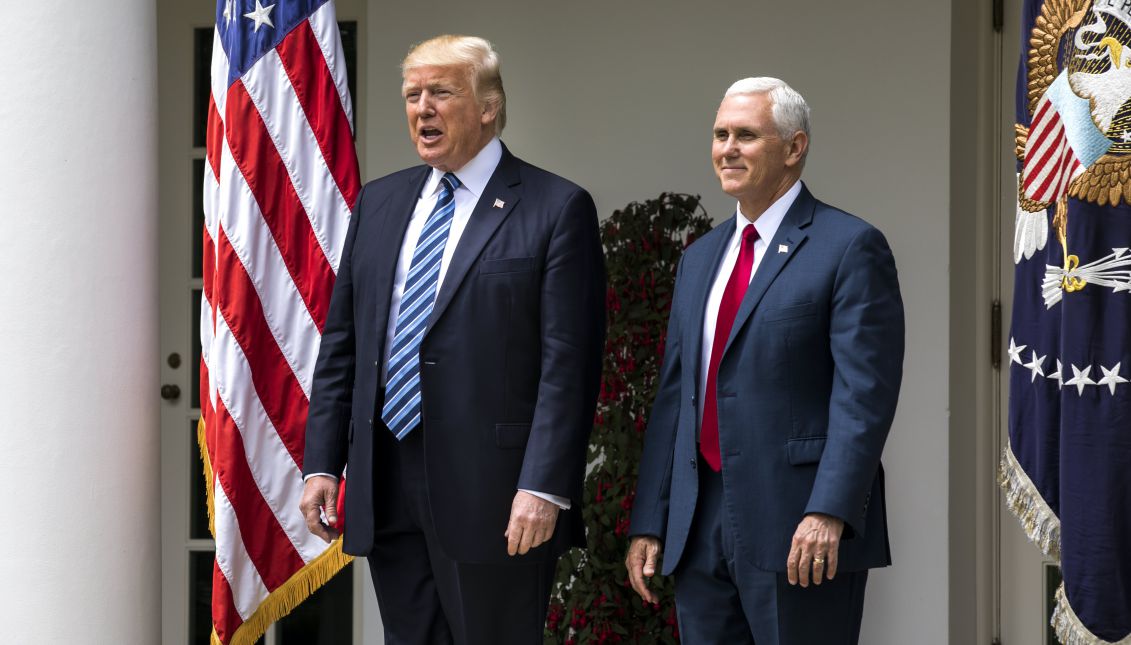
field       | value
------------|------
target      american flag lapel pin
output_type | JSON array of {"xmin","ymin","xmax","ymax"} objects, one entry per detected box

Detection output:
[
  {"xmin": 778, "ymin": 244, "xmax": 789, "ymax": 254},
  {"xmin": 493, "ymin": 198, "xmax": 505, "ymax": 209}
]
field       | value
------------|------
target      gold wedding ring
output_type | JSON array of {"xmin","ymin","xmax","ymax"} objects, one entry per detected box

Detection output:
[{"xmin": 813, "ymin": 556, "xmax": 825, "ymax": 565}]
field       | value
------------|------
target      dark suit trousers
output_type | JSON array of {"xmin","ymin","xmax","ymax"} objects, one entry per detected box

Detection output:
[
  {"xmin": 673, "ymin": 457, "xmax": 868, "ymax": 645},
  {"xmin": 366, "ymin": 423, "xmax": 557, "ymax": 645}
]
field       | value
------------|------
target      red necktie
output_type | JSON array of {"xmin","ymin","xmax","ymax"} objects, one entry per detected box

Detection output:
[{"xmin": 700, "ymin": 224, "xmax": 759, "ymax": 472}]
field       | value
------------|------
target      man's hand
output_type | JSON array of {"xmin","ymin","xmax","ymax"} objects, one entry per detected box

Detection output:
[
  {"xmin": 786, "ymin": 513, "xmax": 844, "ymax": 587},
  {"xmin": 504, "ymin": 491, "xmax": 560, "ymax": 556},
  {"xmin": 299, "ymin": 475, "xmax": 340, "ymax": 543},
  {"xmin": 625, "ymin": 536, "xmax": 663, "ymax": 604}
]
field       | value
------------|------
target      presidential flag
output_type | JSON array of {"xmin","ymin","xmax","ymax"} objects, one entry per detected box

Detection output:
[
  {"xmin": 199, "ymin": 1, "xmax": 360, "ymax": 643},
  {"xmin": 1003, "ymin": 0, "xmax": 1131, "ymax": 642}
]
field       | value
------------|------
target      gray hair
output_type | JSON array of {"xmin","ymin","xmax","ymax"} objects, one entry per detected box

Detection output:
[
  {"xmin": 724, "ymin": 77, "xmax": 810, "ymax": 145},
  {"xmin": 402, "ymin": 35, "xmax": 507, "ymax": 135}
]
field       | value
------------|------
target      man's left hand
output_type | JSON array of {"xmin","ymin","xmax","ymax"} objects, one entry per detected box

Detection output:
[
  {"xmin": 504, "ymin": 491, "xmax": 560, "ymax": 556},
  {"xmin": 786, "ymin": 513, "xmax": 844, "ymax": 587}
]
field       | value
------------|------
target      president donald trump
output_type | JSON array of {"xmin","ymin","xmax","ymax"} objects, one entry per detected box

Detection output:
[
  {"xmin": 626, "ymin": 77, "xmax": 904, "ymax": 643},
  {"xmin": 300, "ymin": 35, "xmax": 605, "ymax": 644}
]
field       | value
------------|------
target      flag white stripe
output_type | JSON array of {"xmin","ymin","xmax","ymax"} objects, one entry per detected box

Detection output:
[
  {"xmin": 240, "ymin": 49, "xmax": 349, "ymax": 273},
  {"xmin": 1027, "ymin": 131, "xmax": 1068, "ymax": 201},
  {"xmin": 211, "ymin": 310, "xmax": 333, "ymax": 563},
  {"xmin": 213, "ymin": 484, "xmax": 270, "ymax": 620},
  {"xmin": 201, "ymin": 294, "xmax": 216, "ymax": 398},
  {"xmin": 211, "ymin": 29, "xmax": 230, "ymax": 118},
  {"xmin": 218, "ymin": 139, "xmax": 318, "ymax": 397},
  {"xmin": 1025, "ymin": 117, "xmax": 1061, "ymax": 178},
  {"xmin": 308, "ymin": 1, "xmax": 354, "ymax": 134}
]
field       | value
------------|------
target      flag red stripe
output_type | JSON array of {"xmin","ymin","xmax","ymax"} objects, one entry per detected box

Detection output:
[
  {"xmin": 1021, "ymin": 102, "xmax": 1057, "ymax": 188},
  {"xmin": 1030, "ymin": 98, "xmax": 1052, "ymax": 133},
  {"xmin": 203, "ymin": 226, "xmax": 216, "ymax": 329},
  {"xmin": 1023, "ymin": 114, "xmax": 1063, "ymax": 191},
  {"xmin": 1057, "ymin": 154, "xmax": 1081, "ymax": 196},
  {"xmin": 215, "ymin": 228, "xmax": 309, "ymax": 470},
  {"xmin": 211, "ymin": 560, "xmax": 243, "ymax": 643},
  {"xmin": 207, "ymin": 96, "xmax": 223, "ymax": 181},
  {"xmin": 212, "ymin": 394, "xmax": 306, "ymax": 589},
  {"xmin": 276, "ymin": 21, "xmax": 361, "ymax": 209},
  {"xmin": 224, "ymin": 81, "xmax": 335, "ymax": 331},
  {"xmin": 1033, "ymin": 135, "xmax": 1069, "ymax": 200}
]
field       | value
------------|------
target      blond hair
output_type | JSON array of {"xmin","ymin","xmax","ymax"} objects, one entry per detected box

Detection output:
[{"xmin": 402, "ymin": 35, "xmax": 506, "ymax": 135}]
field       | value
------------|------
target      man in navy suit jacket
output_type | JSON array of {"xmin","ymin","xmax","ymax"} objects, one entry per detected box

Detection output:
[
  {"xmin": 626, "ymin": 77, "xmax": 904, "ymax": 643},
  {"xmin": 299, "ymin": 35, "xmax": 604, "ymax": 644}
]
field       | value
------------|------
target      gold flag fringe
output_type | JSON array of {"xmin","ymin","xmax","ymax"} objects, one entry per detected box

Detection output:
[
  {"xmin": 197, "ymin": 418, "xmax": 354, "ymax": 645},
  {"xmin": 998, "ymin": 441, "xmax": 1061, "ymax": 559},
  {"xmin": 213, "ymin": 540, "xmax": 354, "ymax": 645},
  {"xmin": 197, "ymin": 417, "xmax": 216, "ymax": 539},
  {"xmin": 1052, "ymin": 583, "xmax": 1131, "ymax": 645}
]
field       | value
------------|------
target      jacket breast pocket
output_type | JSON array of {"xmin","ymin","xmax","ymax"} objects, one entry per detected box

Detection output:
[
  {"xmin": 480, "ymin": 257, "xmax": 534, "ymax": 275},
  {"xmin": 786, "ymin": 436, "xmax": 827, "ymax": 465},
  {"xmin": 495, "ymin": 423, "xmax": 531, "ymax": 449},
  {"xmin": 762, "ymin": 302, "xmax": 817, "ymax": 322}
]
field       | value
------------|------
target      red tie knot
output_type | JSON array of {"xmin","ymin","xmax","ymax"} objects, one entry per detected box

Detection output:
[{"xmin": 742, "ymin": 223, "xmax": 759, "ymax": 246}]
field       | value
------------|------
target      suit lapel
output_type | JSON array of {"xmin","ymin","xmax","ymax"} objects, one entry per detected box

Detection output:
[
  {"xmin": 722, "ymin": 186, "xmax": 816, "ymax": 356},
  {"xmin": 685, "ymin": 223, "xmax": 735, "ymax": 391},
  {"xmin": 427, "ymin": 149, "xmax": 522, "ymax": 329},
  {"xmin": 371, "ymin": 167, "xmax": 430, "ymax": 340}
]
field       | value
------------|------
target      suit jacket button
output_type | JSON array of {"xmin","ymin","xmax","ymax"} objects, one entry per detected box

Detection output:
[
  {"xmin": 689, "ymin": 458, "xmax": 696, "ymax": 469},
  {"xmin": 368, "ymin": 418, "xmax": 373, "ymax": 425}
]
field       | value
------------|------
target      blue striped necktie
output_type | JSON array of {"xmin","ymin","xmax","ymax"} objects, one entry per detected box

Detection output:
[{"xmin": 381, "ymin": 172, "xmax": 461, "ymax": 439}]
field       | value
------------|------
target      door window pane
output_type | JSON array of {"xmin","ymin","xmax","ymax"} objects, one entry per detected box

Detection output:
[
  {"xmin": 193, "ymin": 28, "xmax": 214, "ymax": 148},
  {"xmin": 193, "ymin": 159, "xmax": 205, "ymax": 279},
  {"xmin": 277, "ymin": 564, "xmax": 354, "ymax": 644},
  {"xmin": 189, "ymin": 551, "xmax": 214, "ymax": 645}
]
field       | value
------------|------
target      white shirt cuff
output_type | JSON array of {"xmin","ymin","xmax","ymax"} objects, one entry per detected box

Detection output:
[
  {"xmin": 304, "ymin": 472, "xmax": 338, "ymax": 482},
  {"xmin": 519, "ymin": 489, "xmax": 571, "ymax": 510}
]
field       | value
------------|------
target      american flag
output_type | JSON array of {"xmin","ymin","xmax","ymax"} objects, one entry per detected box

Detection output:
[{"xmin": 199, "ymin": 1, "xmax": 360, "ymax": 643}]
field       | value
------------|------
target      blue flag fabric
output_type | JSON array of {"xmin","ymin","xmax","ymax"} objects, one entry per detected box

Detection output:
[{"xmin": 1004, "ymin": 0, "xmax": 1131, "ymax": 642}]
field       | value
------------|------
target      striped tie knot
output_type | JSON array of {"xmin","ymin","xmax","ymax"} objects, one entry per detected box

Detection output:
[
  {"xmin": 441, "ymin": 172, "xmax": 461, "ymax": 194},
  {"xmin": 381, "ymin": 170, "xmax": 463, "ymax": 439}
]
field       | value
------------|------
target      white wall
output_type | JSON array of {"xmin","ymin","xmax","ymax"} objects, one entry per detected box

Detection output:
[
  {"xmin": 364, "ymin": 1, "xmax": 952, "ymax": 642},
  {"xmin": 0, "ymin": 0, "xmax": 160, "ymax": 642}
]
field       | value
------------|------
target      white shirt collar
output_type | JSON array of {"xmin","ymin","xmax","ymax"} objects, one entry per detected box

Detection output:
[
  {"xmin": 421, "ymin": 137, "xmax": 503, "ymax": 200},
  {"xmin": 733, "ymin": 179, "xmax": 803, "ymax": 244}
]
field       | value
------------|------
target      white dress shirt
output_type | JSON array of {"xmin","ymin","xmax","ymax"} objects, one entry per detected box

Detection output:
[
  {"xmin": 380, "ymin": 137, "xmax": 503, "ymax": 384},
  {"xmin": 310, "ymin": 138, "xmax": 569, "ymax": 509},
  {"xmin": 697, "ymin": 179, "xmax": 802, "ymax": 421}
]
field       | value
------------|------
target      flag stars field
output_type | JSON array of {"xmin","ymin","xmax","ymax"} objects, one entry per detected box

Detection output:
[{"xmin": 244, "ymin": 0, "xmax": 276, "ymax": 31}]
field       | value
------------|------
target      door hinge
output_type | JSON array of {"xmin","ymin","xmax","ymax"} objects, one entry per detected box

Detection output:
[
  {"xmin": 991, "ymin": 299, "xmax": 1003, "ymax": 370},
  {"xmin": 993, "ymin": 0, "xmax": 1004, "ymax": 32}
]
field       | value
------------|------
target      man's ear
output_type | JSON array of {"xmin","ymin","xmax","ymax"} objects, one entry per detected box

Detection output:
[
  {"xmin": 785, "ymin": 130, "xmax": 809, "ymax": 168},
  {"xmin": 481, "ymin": 100, "xmax": 500, "ymax": 126}
]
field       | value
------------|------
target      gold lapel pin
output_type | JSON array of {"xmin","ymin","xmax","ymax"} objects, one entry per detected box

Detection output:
[{"xmin": 493, "ymin": 198, "xmax": 505, "ymax": 209}]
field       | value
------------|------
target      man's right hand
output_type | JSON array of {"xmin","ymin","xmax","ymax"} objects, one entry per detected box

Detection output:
[
  {"xmin": 299, "ymin": 475, "xmax": 340, "ymax": 543},
  {"xmin": 625, "ymin": 536, "xmax": 663, "ymax": 604}
]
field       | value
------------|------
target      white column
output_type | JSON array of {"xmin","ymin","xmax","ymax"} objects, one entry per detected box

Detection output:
[{"xmin": 0, "ymin": 1, "xmax": 159, "ymax": 642}]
